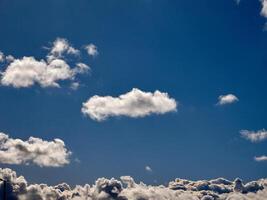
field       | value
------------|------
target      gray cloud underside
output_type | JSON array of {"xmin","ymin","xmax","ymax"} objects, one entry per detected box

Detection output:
[{"xmin": 1, "ymin": 168, "xmax": 267, "ymax": 200}]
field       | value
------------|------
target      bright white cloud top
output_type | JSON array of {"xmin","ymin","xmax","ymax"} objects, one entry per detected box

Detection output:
[
  {"xmin": 0, "ymin": 38, "xmax": 92, "ymax": 88},
  {"xmin": 240, "ymin": 129, "xmax": 267, "ymax": 143},
  {"xmin": 255, "ymin": 155, "xmax": 267, "ymax": 162},
  {"xmin": 0, "ymin": 133, "xmax": 71, "ymax": 167},
  {"xmin": 217, "ymin": 94, "xmax": 239, "ymax": 105},
  {"xmin": 82, "ymin": 88, "xmax": 177, "ymax": 121}
]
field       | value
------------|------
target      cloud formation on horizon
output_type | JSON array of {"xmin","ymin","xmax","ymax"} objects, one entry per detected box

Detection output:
[
  {"xmin": 0, "ymin": 133, "xmax": 71, "ymax": 167},
  {"xmin": 217, "ymin": 94, "xmax": 239, "ymax": 106},
  {"xmin": 82, "ymin": 88, "xmax": 177, "ymax": 121},
  {"xmin": 0, "ymin": 168, "xmax": 266, "ymax": 200},
  {"xmin": 0, "ymin": 38, "xmax": 94, "ymax": 89}
]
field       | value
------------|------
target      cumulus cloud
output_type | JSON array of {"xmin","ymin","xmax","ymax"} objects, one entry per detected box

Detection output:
[
  {"xmin": 240, "ymin": 129, "xmax": 267, "ymax": 143},
  {"xmin": 217, "ymin": 94, "xmax": 239, "ymax": 106},
  {"xmin": 82, "ymin": 88, "xmax": 177, "ymax": 121},
  {"xmin": 255, "ymin": 155, "xmax": 267, "ymax": 162},
  {"xmin": 0, "ymin": 168, "xmax": 267, "ymax": 200},
  {"xmin": 85, "ymin": 44, "xmax": 98, "ymax": 57},
  {"xmin": 0, "ymin": 38, "xmax": 93, "ymax": 88},
  {"xmin": 0, "ymin": 133, "xmax": 71, "ymax": 167},
  {"xmin": 261, "ymin": 0, "xmax": 267, "ymax": 18}
]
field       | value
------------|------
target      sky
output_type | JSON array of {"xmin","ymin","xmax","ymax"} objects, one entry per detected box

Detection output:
[{"xmin": 0, "ymin": 0, "xmax": 267, "ymax": 187}]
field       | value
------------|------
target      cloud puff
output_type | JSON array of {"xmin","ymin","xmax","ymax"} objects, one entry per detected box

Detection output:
[
  {"xmin": 47, "ymin": 38, "xmax": 80, "ymax": 62},
  {"xmin": 0, "ymin": 38, "xmax": 92, "ymax": 88},
  {"xmin": 0, "ymin": 51, "xmax": 4, "ymax": 62},
  {"xmin": 82, "ymin": 88, "xmax": 177, "ymax": 121},
  {"xmin": 261, "ymin": 0, "xmax": 267, "ymax": 18},
  {"xmin": 0, "ymin": 133, "xmax": 71, "ymax": 167},
  {"xmin": 217, "ymin": 94, "xmax": 239, "ymax": 106},
  {"xmin": 145, "ymin": 166, "xmax": 152, "ymax": 172},
  {"xmin": 85, "ymin": 44, "xmax": 98, "ymax": 57},
  {"xmin": 255, "ymin": 156, "xmax": 267, "ymax": 162},
  {"xmin": 240, "ymin": 129, "xmax": 267, "ymax": 143},
  {"xmin": 0, "ymin": 168, "xmax": 266, "ymax": 200}
]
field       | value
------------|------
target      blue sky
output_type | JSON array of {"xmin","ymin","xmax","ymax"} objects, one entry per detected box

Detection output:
[{"xmin": 0, "ymin": 0, "xmax": 267, "ymax": 186}]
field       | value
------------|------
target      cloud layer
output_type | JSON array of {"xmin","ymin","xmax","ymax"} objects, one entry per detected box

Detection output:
[
  {"xmin": 82, "ymin": 88, "xmax": 177, "ymax": 121},
  {"xmin": 0, "ymin": 168, "xmax": 267, "ymax": 200},
  {"xmin": 0, "ymin": 38, "xmax": 94, "ymax": 89},
  {"xmin": 0, "ymin": 133, "xmax": 71, "ymax": 167},
  {"xmin": 217, "ymin": 94, "xmax": 238, "ymax": 106}
]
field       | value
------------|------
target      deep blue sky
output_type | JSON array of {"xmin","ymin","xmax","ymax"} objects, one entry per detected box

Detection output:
[{"xmin": 0, "ymin": 0, "xmax": 267, "ymax": 185}]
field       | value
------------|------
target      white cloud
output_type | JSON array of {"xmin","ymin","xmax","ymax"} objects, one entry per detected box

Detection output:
[
  {"xmin": 5, "ymin": 55, "xmax": 15, "ymax": 62},
  {"xmin": 0, "ymin": 133, "xmax": 71, "ymax": 167},
  {"xmin": 82, "ymin": 88, "xmax": 177, "ymax": 121},
  {"xmin": 0, "ymin": 57, "xmax": 88, "ymax": 88},
  {"xmin": 255, "ymin": 155, "xmax": 267, "ymax": 162},
  {"xmin": 0, "ymin": 38, "xmax": 91, "ymax": 88},
  {"xmin": 261, "ymin": 0, "xmax": 267, "ymax": 18},
  {"xmin": 47, "ymin": 38, "xmax": 80, "ymax": 62},
  {"xmin": 85, "ymin": 44, "xmax": 98, "ymax": 57},
  {"xmin": 145, "ymin": 166, "xmax": 152, "ymax": 172},
  {"xmin": 1, "ymin": 168, "xmax": 267, "ymax": 200},
  {"xmin": 217, "ymin": 94, "xmax": 239, "ymax": 105},
  {"xmin": 235, "ymin": 0, "xmax": 241, "ymax": 5},
  {"xmin": 240, "ymin": 129, "xmax": 267, "ymax": 143},
  {"xmin": 0, "ymin": 51, "xmax": 4, "ymax": 62}
]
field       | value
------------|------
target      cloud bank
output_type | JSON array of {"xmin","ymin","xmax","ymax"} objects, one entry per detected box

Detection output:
[
  {"xmin": 82, "ymin": 88, "xmax": 177, "ymax": 121},
  {"xmin": 0, "ymin": 133, "xmax": 71, "ymax": 167},
  {"xmin": 0, "ymin": 168, "xmax": 267, "ymax": 200},
  {"xmin": 217, "ymin": 94, "xmax": 238, "ymax": 106},
  {"xmin": 0, "ymin": 38, "xmax": 94, "ymax": 88}
]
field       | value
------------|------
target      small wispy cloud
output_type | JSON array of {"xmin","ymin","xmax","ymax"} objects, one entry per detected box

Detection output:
[
  {"xmin": 235, "ymin": 0, "xmax": 241, "ymax": 5},
  {"xmin": 217, "ymin": 94, "xmax": 239, "ymax": 106},
  {"xmin": 145, "ymin": 165, "xmax": 152, "ymax": 172},
  {"xmin": 240, "ymin": 129, "xmax": 267, "ymax": 143},
  {"xmin": 85, "ymin": 44, "xmax": 98, "ymax": 57},
  {"xmin": 254, "ymin": 155, "xmax": 267, "ymax": 162}
]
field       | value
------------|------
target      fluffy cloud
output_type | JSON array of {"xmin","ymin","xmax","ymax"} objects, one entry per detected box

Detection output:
[
  {"xmin": 261, "ymin": 0, "xmax": 267, "ymax": 18},
  {"xmin": 47, "ymin": 38, "xmax": 80, "ymax": 62},
  {"xmin": 0, "ymin": 38, "xmax": 92, "ymax": 88},
  {"xmin": 0, "ymin": 133, "xmax": 71, "ymax": 167},
  {"xmin": 82, "ymin": 88, "xmax": 177, "ymax": 121},
  {"xmin": 0, "ymin": 168, "xmax": 267, "ymax": 200},
  {"xmin": 240, "ymin": 129, "xmax": 267, "ymax": 143},
  {"xmin": 217, "ymin": 94, "xmax": 239, "ymax": 106},
  {"xmin": 255, "ymin": 156, "xmax": 267, "ymax": 162},
  {"xmin": 85, "ymin": 44, "xmax": 98, "ymax": 57}
]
